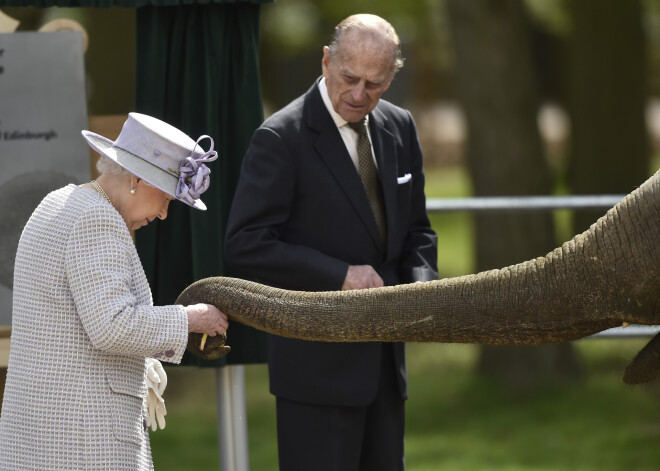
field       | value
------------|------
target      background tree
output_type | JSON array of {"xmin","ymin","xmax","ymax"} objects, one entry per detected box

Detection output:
[
  {"xmin": 568, "ymin": 0, "xmax": 649, "ymax": 233},
  {"xmin": 446, "ymin": 0, "xmax": 582, "ymax": 391}
]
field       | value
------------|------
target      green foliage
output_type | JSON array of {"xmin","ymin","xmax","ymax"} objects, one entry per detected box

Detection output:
[
  {"xmin": 259, "ymin": 0, "xmax": 453, "ymax": 92},
  {"xmin": 525, "ymin": 0, "xmax": 572, "ymax": 35}
]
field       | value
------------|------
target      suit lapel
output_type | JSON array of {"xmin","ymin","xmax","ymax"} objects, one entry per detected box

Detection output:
[
  {"xmin": 369, "ymin": 107, "xmax": 397, "ymax": 256},
  {"xmin": 305, "ymin": 83, "xmax": 384, "ymax": 248}
]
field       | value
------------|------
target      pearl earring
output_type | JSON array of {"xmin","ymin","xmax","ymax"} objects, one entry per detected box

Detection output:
[{"xmin": 130, "ymin": 188, "xmax": 136, "ymax": 195}]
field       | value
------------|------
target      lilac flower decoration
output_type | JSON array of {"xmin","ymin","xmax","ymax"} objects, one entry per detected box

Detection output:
[{"xmin": 176, "ymin": 135, "xmax": 218, "ymax": 205}]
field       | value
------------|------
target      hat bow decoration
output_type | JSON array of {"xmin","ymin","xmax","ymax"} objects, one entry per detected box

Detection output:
[{"xmin": 175, "ymin": 135, "xmax": 218, "ymax": 206}]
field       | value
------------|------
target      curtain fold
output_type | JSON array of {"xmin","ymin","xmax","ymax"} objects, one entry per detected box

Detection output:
[{"xmin": 134, "ymin": 3, "xmax": 267, "ymax": 366}]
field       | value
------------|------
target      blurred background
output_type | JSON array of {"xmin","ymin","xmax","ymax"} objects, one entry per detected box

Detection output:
[{"xmin": 2, "ymin": 0, "xmax": 659, "ymax": 469}]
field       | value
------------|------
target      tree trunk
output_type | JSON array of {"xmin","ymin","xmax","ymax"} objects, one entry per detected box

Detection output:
[
  {"xmin": 445, "ymin": 0, "xmax": 581, "ymax": 389},
  {"xmin": 569, "ymin": 0, "xmax": 649, "ymax": 233}
]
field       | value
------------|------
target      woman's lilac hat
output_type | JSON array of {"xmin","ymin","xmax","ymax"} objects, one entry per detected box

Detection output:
[{"xmin": 81, "ymin": 112, "xmax": 218, "ymax": 210}]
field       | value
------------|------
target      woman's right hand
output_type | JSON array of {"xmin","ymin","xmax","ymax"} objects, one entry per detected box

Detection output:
[{"xmin": 185, "ymin": 303, "xmax": 229, "ymax": 337}]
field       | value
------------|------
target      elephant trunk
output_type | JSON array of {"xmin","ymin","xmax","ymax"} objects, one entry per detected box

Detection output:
[{"xmin": 176, "ymin": 170, "xmax": 660, "ymax": 381}]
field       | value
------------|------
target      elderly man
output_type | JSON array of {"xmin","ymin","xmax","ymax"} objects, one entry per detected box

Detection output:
[{"xmin": 225, "ymin": 14, "xmax": 438, "ymax": 471}]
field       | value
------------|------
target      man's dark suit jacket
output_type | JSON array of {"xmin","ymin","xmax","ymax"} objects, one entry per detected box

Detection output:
[{"xmin": 225, "ymin": 80, "xmax": 438, "ymax": 407}]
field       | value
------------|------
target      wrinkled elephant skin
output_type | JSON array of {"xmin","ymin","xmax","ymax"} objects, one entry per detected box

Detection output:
[{"xmin": 177, "ymin": 170, "xmax": 660, "ymax": 383}]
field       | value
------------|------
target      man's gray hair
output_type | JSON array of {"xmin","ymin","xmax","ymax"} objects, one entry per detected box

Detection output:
[{"xmin": 327, "ymin": 14, "xmax": 404, "ymax": 74}]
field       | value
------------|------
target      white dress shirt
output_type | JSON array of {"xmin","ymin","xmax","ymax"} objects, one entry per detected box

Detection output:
[{"xmin": 319, "ymin": 77, "xmax": 379, "ymax": 170}]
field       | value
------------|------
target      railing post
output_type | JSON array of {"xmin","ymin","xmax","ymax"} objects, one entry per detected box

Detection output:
[{"xmin": 216, "ymin": 365, "xmax": 250, "ymax": 471}]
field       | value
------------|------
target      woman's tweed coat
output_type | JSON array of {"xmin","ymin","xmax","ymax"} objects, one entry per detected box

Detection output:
[{"xmin": 0, "ymin": 185, "xmax": 189, "ymax": 470}]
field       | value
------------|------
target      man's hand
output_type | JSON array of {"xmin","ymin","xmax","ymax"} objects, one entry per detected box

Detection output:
[{"xmin": 342, "ymin": 265, "xmax": 384, "ymax": 290}]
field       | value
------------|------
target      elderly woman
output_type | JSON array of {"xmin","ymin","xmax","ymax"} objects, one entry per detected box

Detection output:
[{"xmin": 0, "ymin": 113, "xmax": 228, "ymax": 470}]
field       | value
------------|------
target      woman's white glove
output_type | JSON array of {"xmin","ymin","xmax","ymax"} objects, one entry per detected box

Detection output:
[{"xmin": 145, "ymin": 358, "xmax": 167, "ymax": 431}]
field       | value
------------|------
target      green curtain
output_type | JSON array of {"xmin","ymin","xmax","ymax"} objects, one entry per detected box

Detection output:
[{"xmin": 134, "ymin": 3, "xmax": 268, "ymax": 366}]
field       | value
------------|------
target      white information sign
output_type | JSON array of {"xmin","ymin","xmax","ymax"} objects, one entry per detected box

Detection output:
[{"xmin": 0, "ymin": 31, "xmax": 89, "ymax": 326}]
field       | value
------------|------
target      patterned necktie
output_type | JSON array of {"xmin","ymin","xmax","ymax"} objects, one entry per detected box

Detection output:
[{"xmin": 348, "ymin": 118, "xmax": 387, "ymax": 246}]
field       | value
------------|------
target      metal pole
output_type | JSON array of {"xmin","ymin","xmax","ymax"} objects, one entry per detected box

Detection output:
[
  {"xmin": 589, "ymin": 325, "xmax": 660, "ymax": 338},
  {"xmin": 426, "ymin": 195, "xmax": 625, "ymax": 213},
  {"xmin": 216, "ymin": 365, "xmax": 250, "ymax": 471}
]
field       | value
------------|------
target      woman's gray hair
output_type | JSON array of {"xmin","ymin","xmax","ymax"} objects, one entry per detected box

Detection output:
[
  {"xmin": 95, "ymin": 156, "xmax": 158, "ymax": 189},
  {"xmin": 95, "ymin": 156, "xmax": 132, "ymax": 177},
  {"xmin": 327, "ymin": 14, "xmax": 404, "ymax": 75}
]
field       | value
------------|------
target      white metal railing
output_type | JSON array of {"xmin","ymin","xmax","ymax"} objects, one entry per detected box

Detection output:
[{"xmin": 426, "ymin": 194, "xmax": 625, "ymax": 212}]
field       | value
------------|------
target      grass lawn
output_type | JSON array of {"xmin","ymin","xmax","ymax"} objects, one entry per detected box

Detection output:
[
  {"xmin": 152, "ymin": 339, "xmax": 660, "ymax": 470},
  {"xmin": 403, "ymin": 340, "xmax": 660, "ymax": 471},
  {"xmin": 151, "ymin": 165, "xmax": 659, "ymax": 470}
]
